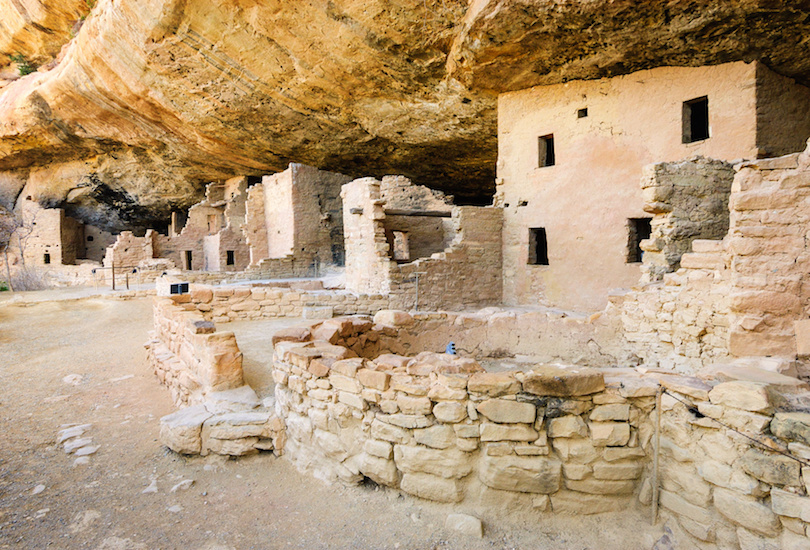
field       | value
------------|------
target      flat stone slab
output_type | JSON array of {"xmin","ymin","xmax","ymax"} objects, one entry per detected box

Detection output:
[
  {"xmin": 523, "ymin": 366, "xmax": 605, "ymax": 397},
  {"xmin": 204, "ymin": 385, "xmax": 261, "ymax": 414},
  {"xmin": 699, "ymin": 364, "xmax": 808, "ymax": 392}
]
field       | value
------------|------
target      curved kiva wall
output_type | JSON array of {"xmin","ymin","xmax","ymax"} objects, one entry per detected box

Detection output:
[{"xmin": 273, "ymin": 312, "xmax": 810, "ymax": 549}]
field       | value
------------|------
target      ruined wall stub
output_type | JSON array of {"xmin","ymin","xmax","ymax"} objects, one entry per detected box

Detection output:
[
  {"xmin": 640, "ymin": 157, "xmax": 735, "ymax": 282},
  {"xmin": 498, "ymin": 61, "xmax": 810, "ymax": 311},
  {"xmin": 248, "ymin": 164, "xmax": 350, "ymax": 269}
]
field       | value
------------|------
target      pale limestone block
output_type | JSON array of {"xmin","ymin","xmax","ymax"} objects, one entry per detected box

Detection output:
[
  {"xmin": 370, "ymin": 419, "xmax": 410, "ymax": 444},
  {"xmin": 603, "ymin": 447, "xmax": 645, "ymax": 462},
  {"xmin": 453, "ymin": 424, "xmax": 479, "ymax": 438},
  {"xmin": 378, "ymin": 413, "xmax": 433, "ymax": 429},
  {"xmin": 357, "ymin": 368, "xmax": 390, "ymax": 391},
  {"xmin": 396, "ymin": 394, "xmax": 432, "ymax": 415},
  {"xmin": 589, "ymin": 404, "xmax": 630, "ymax": 422},
  {"xmin": 433, "ymin": 402, "xmax": 467, "ymax": 423},
  {"xmin": 338, "ymin": 391, "xmax": 367, "ymax": 411},
  {"xmin": 564, "ymin": 478, "xmax": 635, "ymax": 495},
  {"xmin": 709, "ymin": 381, "xmax": 772, "ymax": 413},
  {"xmin": 159, "ymin": 404, "xmax": 212, "ymax": 455},
  {"xmin": 713, "ymin": 487, "xmax": 781, "ymax": 537},
  {"xmin": 485, "ymin": 442, "xmax": 513, "ymax": 456},
  {"xmin": 359, "ymin": 454, "xmax": 398, "ymax": 487},
  {"xmin": 364, "ymin": 439, "xmax": 393, "ymax": 460},
  {"xmin": 589, "ymin": 422, "xmax": 630, "ymax": 446},
  {"xmin": 659, "ymin": 489, "xmax": 712, "ymax": 524},
  {"xmin": 548, "ymin": 415, "xmax": 588, "ymax": 438},
  {"xmin": 735, "ymin": 528, "xmax": 780, "ymax": 550},
  {"xmin": 480, "ymin": 422, "xmax": 538, "ymax": 442},
  {"xmin": 329, "ymin": 374, "xmax": 362, "ymax": 394},
  {"xmin": 445, "ymin": 513, "xmax": 482, "ymax": 538},
  {"xmin": 552, "ymin": 438, "xmax": 599, "ymax": 463},
  {"xmin": 515, "ymin": 444, "xmax": 548, "ymax": 456},
  {"xmin": 479, "ymin": 455, "xmax": 561, "ymax": 494},
  {"xmin": 467, "ymin": 372, "xmax": 520, "ymax": 397},
  {"xmin": 413, "ymin": 425, "xmax": 455, "ymax": 449},
  {"xmin": 400, "ymin": 473, "xmax": 463, "ymax": 503},
  {"xmin": 203, "ymin": 437, "xmax": 259, "ymax": 456},
  {"xmin": 393, "ymin": 445, "xmax": 472, "ymax": 479},
  {"xmin": 592, "ymin": 461, "xmax": 643, "ymax": 481},
  {"xmin": 457, "ymin": 438, "xmax": 479, "ymax": 452},
  {"xmin": 781, "ymin": 530, "xmax": 810, "ymax": 550},
  {"xmin": 550, "ymin": 490, "xmax": 628, "ymax": 515},
  {"xmin": 679, "ymin": 517, "xmax": 715, "ymax": 543},
  {"xmin": 771, "ymin": 488, "xmax": 810, "ymax": 522},
  {"xmin": 477, "ymin": 399, "xmax": 536, "ymax": 424},
  {"xmin": 562, "ymin": 463, "xmax": 591, "ymax": 480},
  {"xmin": 202, "ymin": 411, "xmax": 272, "ymax": 439},
  {"xmin": 427, "ymin": 384, "xmax": 467, "ymax": 401}
]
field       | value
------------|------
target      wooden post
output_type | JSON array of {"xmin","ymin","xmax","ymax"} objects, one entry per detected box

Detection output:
[
  {"xmin": 651, "ymin": 386, "xmax": 663, "ymax": 525},
  {"xmin": 111, "ymin": 261, "xmax": 116, "ymax": 291}
]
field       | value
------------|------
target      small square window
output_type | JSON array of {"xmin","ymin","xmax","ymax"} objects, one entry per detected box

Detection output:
[
  {"xmin": 577, "ymin": 108, "xmax": 588, "ymax": 118},
  {"xmin": 683, "ymin": 96, "xmax": 709, "ymax": 143},
  {"xmin": 528, "ymin": 228, "xmax": 549, "ymax": 265},
  {"xmin": 43, "ymin": 253, "xmax": 51, "ymax": 265},
  {"xmin": 226, "ymin": 250, "xmax": 235, "ymax": 266},
  {"xmin": 627, "ymin": 218, "xmax": 652, "ymax": 263},
  {"xmin": 538, "ymin": 135, "xmax": 555, "ymax": 167}
]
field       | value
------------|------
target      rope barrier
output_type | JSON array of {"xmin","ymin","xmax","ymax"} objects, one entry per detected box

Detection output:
[{"xmin": 660, "ymin": 387, "xmax": 810, "ymax": 468}]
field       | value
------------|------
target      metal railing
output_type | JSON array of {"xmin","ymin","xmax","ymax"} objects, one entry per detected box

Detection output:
[{"xmin": 90, "ymin": 264, "xmax": 144, "ymax": 291}]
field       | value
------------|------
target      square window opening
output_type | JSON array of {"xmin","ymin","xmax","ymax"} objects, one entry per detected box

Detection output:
[
  {"xmin": 627, "ymin": 218, "xmax": 652, "ymax": 263},
  {"xmin": 226, "ymin": 250, "xmax": 235, "ymax": 266},
  {"xmin": 683, "ymin": 96, "xmax": 709, "ymax": 143},
  {"xmin": 538, "ymin": 135, "xmax": 555, "ymax": 167},
  {"xmin": 577, "ymin": 108, "xmax": 588, "ymax": 118},
  {"xmin": 528, "ymin": 228, "xmax": 549, "ymax": 265}
]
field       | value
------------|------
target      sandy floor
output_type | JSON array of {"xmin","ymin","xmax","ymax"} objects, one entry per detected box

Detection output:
[{"xmin": 0, "ymin": 294, "xmax": 668, "ymax": 549}]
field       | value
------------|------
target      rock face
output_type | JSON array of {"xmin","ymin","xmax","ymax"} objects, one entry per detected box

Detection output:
[{"xmin": 3, "ymin": 1, "xmax": 810, "ymax": 229}]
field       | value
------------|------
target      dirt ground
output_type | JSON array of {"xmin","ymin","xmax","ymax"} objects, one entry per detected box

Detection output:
[{"xmin": 0, "ymin": 294, "xmax": 669, "ymax": 549}]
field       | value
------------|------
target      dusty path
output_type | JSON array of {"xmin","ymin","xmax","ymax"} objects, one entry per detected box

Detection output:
[{"xmin": 0, "ymin": 296, "xmax": 665, "ymax": 549}]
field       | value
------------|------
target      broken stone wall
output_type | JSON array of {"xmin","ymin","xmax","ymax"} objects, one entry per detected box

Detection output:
[
  {"xmin": 181, "ymin": 281, "xmax": 390, "ymax": 324},
  {"xmin": 620, "ymin": 239, "xmax": 731, "ymax": 371},
  {"xmin": 389, "ymin": 206, "xmax": 504, "ymax": 311},
  {"xmin": 640, "ymin": 158, "xmax": 734, "ymax": 283},
  {"xmin": 248, "ymin": 164, "xmax": 350, "ymax": 270},
  {"xmin": 103, "ymin": 230, "xmax": 158, "ymax": 269},
  {"xmin": 342, "ymin": 177, "xmax": 393, "ymax": 295},
  {"xmin": 343, "ymin": 177, "xmax": 503, "ymax": 311},
  {"xmin": 83, "ymin": 224, "xmax": 116, "ymax": 263},
  {"xmin": 726, "ymin": 151, "xmax": 810, "ymax": 357},
  {"xmin": 145, "ymin": 296, "xmax": 244, "ymax": 406}
]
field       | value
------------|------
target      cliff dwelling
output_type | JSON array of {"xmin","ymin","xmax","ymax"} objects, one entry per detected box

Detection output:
[{"xmin": 6, "ymin": 2, "xmax": 810, "ymax": 549}]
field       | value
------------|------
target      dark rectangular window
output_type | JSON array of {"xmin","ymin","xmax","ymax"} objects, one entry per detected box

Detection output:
[
  {"xmin": 627, "ymin": 218, "xmax": 652, "ymax": 263},
  {"xmin": 577, "ymin": 108, "xmax": 588, "ymax": 118},
  {"xmin": 226, "ymin": 250, "xmax": 235, "ymax": 266},
  {"xmin": 683, "ymin": 96, "xmax": 709, "ymax": 143},
  {"xmin": 528, "ymin": 228, "xmax": 549, "ymax": 265},
  {"xmin": 184, "ymin": 250, "xmax": 193, "ymax": 270},
  {"xmin": 43, "ymin": 253, "xmax": 51, "ymax": 265},
  {"xmin": 538, "ymin": 134, "xmax": 555, "ymax": 167}
]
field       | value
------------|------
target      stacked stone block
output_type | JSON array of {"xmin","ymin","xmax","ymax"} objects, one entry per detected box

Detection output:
[{"xmin": 145, "ymin": 296, "xmax": 244, "ymax": 406}]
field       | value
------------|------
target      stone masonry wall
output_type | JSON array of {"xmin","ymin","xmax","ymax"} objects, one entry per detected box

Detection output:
[
  {"xmin": 145, "ymin": 296, "xmax": 244, "ymax": 407},
  {"xmin": 183, "ymin": 282, "xmax": 390, "ymax": 324},
  {"xmin": 389, "ymin": 206, "xmax": 503, "ymax": 311},
  {"xmin": 727, "ymin": 151, "xmax": 810, "ymax": 358},
  {"xmin": 640, "ymin": 158, "xmax": 734, "ymax": 283},
  {"xmin": 271, "ymin": 313, "xmax": 810, "ymax": 549},
  {"xmin": 620, "ymin": 239, "xmax": 732, "ymax": 371}
]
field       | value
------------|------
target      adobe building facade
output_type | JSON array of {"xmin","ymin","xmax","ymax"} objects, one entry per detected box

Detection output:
[{"xmin": 497, "ymin": 61, "xmax": 810, "ymax": 311}]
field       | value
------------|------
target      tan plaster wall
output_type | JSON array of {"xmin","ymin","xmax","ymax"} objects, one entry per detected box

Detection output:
[
  {"xmin": 83, "ymin": 225, "xmax": 116, "ymax": 263},
  {"xmin": 498, "ymin": 61, "xmax": 768, "ymax": 311},
  {"xmin": 262, "ymin": 169, "xmax": 296, "ymax": 259},
  {"xmin": 245, "ymin": 183, "xmax": 268, "ymax": 267}
]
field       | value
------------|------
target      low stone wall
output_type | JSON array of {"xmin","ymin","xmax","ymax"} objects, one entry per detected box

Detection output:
[
  {"xmin": 145, "ymin": 296, "xmax": 244, "ymax": 406},
  {"xmin": 271, "ymin": 313, "xmax": 810, "ymax": 549},
  {"xmin": 184, "ymin": 282, "xmax": 390, "ymax": 323}
]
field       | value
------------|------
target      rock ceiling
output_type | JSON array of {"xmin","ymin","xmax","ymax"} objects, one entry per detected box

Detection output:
[{"xmin": 1, "ymin": 0, "xmax": 810, "ymax": 230}]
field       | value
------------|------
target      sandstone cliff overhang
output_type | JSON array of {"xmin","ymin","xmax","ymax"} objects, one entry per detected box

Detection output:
[{"xmin": 2, "ymin": 1, "xmax": 810, "ymax": 230}]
